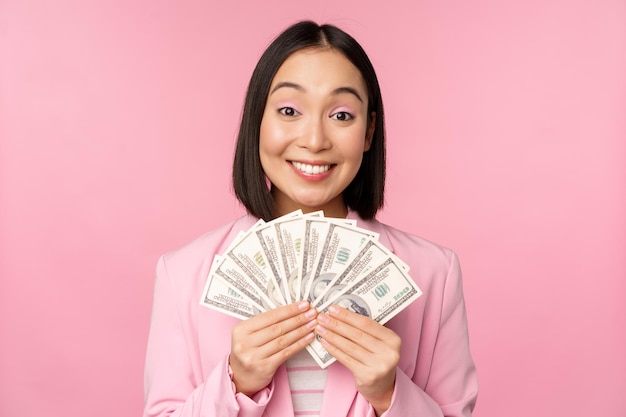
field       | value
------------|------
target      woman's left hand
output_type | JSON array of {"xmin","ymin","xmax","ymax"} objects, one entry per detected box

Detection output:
[{"xmin": 315, "ymin": 305, "xmax": 401, "ymax": 416}]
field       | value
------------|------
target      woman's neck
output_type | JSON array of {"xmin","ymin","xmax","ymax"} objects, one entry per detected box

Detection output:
[{"xmin": 273, "ymin": 200, "xmax": 348, "ymax": 219}]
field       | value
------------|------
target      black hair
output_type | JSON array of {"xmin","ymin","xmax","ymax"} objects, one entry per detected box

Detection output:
[{"xmin": 232, "ymin": 20, "xmax": 385, "ymax": 220}]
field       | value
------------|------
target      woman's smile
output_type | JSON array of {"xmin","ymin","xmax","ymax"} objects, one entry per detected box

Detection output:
[{"xmin": 290, "ymin": 161, "xmax": 334, "ymax": 178}]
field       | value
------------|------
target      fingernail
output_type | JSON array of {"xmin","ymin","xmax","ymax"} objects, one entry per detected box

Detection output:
[
  {"xmin": 306, "ymin": 319, "xmax": 317, "ymax": 329},
  {"xmin": 316, "ymin": 325, "xmax": 327, "ymax": 335},
  {"xmin": 328, "ymin": 305, "xmax": 339, "ymax": 315},
  {"xmin": 304, "ymin": 309, "xmax": 316, "ymax": 319},
  {"xmin": 317, "ymin": 313, "xmax": 329, "ymax": 324},
  {"xmin": 298, "ymin": 301, "xmax": 310, "ymax": 310}
]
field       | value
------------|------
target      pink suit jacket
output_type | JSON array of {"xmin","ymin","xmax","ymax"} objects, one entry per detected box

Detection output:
[{"xmin": 144, "ymin": 212, "xmax": 478, "ymax": 417}]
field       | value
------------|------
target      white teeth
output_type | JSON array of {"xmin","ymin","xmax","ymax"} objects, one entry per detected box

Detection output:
[{"xmin": 292, "ymin": 161, "xmax": 331, "ymax": 174}]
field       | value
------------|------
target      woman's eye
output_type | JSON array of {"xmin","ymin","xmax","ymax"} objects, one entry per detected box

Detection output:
[
  {"xmin": 331, "ymin": 111, "xmax": 353, "ymax": 121},
  {"xmin": 278, "ymin": 107, "xmax": 299, "ymax": 117}
]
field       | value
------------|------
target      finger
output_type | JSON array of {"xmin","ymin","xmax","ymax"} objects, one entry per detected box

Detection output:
[
  {"xmin": 316, "ymin": 314, "xmax": 374, "ymax": 364},
  {"xmin": 252, "ymin": 307, "xmax": 317, "ymax": 348},
  {"xmin": 327, "ymin": 304, "xmax": 396, "ymax": 340},
  {"xmin": 316, "ymin": 319, "xmax": 401, "ymax": 384},
  {"xmin": 261, "ymin": 319, "xmax": 317, "ymax": 361},
  {"xmin": 317, "ymin": 310, "xmax": 380, "ymax": 351},
  {"xmin": 242, "ymin": 301, "xmax": 312, "ymax": 333}
]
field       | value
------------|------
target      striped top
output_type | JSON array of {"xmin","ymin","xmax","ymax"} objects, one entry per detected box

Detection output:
[{"xmin": 286, "ymin": 350, "xmax": 329, "ymax": 416}]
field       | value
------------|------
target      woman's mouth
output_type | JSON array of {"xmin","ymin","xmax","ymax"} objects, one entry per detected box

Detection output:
[{"xmin": 291, "ymin": 161, "xmax": 333, "ymax": 175}]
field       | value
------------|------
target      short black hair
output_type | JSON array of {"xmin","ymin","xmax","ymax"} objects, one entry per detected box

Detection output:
[{"xmin": 232, "ymin": 20, "xmax": 386, "ymax": 220}]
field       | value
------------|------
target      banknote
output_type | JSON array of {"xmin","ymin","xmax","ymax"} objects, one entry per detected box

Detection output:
[
  {"xmin": 255, "ymin": 222, "xmax": 292, "ymax": 303},
  {"xmin": 214, "ymin": 253, "xmax": 280, "ymax": 310},
  {"xmin": 307, "ymin": 222, "xmax": 379, "ymax": 306},
  {"xmin": 251, "ymin": 210, "xmax": 306, "ymax": 304},
  {"xmin": 200, "ymin": 256, "xmax": 265, "ymax": 319},
  {"xmin": 274, "ymin": 216, "xmax": 306, "ymax": 302},
  {"xmin": 306, "ymin": 257, "xmax": 422, "ymax": 368},
  {"xmin": 225, "ymin": 227, "xmax": 287, "ymax": 306},
  {"xmin": 311, "ymin": 237, "xmax": 409, "ymax": 307},
  {"xmin": 300, "ymin": 217, "xmax": 355, "ymax": 301}
]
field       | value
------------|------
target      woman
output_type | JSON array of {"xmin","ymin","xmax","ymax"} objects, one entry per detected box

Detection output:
[{"xmin": 144, "ymin": 20, "xmax": 478, "ymax": 417}]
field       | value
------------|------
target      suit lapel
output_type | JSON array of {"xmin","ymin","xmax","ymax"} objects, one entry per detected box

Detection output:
[{"xmin": 347, "ymin": 211, "xmax": 394, "ymax": 254}]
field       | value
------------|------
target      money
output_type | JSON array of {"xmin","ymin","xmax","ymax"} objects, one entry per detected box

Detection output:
[
  {"xmin": 300, "ymin": 217, "xmax": 357, "ymax": 302},
  {"xmin": 212, "ymin": 255, "xmax": 277, "ymax": 310},
  {"xmin": 224, "ymin": 227, "xmax": 287, "ymax": 307},
  {"xmin": 199, "ymin": 210, "xmax": 422, "ymax": 367},
  {"xmin": 255, "ymin": 222, "xmax": 292, "ymax": 303},
  {"xmin": 274, "ymin": 216, "xmax": 306, "ymax": 302},
  {"xmin": 307, "ymin": 257, "xmax": 422, "ymax": 368},
  {"xmin": 307, "ymin": 222, "xmax": 378, "ymax": 306},
  {"xmin": 312, "ymin": 237, "xmax": 408, "ymax": 307},
  {"xmin": 200, "ymin": 256, "xmax": 264, "ymax": 320}
]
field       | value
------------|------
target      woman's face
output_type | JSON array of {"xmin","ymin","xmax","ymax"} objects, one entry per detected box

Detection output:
[{"xmin": 259, "ymin": 48, "xmax": 375, "ymax": 218}]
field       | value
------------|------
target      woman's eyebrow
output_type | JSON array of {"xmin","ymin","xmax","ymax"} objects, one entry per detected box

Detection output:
[
  {"xmin": 269, "ymin": 82, "xmax": 363, "ymax": 103},
  {"xmin": 332, "ymin": 86, "xmax": 363, "ymax": 103},
  {"xmin": 270, "ymin": 81, "xmax": 305, "ymax": 95}
]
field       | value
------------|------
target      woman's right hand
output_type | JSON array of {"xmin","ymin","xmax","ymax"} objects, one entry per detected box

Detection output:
[{"xmin": 229, "ymin": 301, "xmax": 317, "ymax": 397}]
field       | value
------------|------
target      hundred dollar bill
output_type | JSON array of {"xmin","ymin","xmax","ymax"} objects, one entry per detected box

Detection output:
[
  {"xmin": 306, "ymin": 258, "xmax": 422, "ymax": 368},
  {"xmin": 312, "ymin": 237, "xmax": 409, "ymax": 306},
  {"xmin": 308, "ymin": 223, "xmax": 379, "ymax": 306},
  {"xmin": 255, "ymin": 222, "xmax": 292, "ymax": 304},
  {"xmin": 300, "ymin": 217, "xmax": 356, "ymax": 301},
  {"xmin": 225, "ymin": 227, "xmax": 287, "ymax": 306},
  {"xmin": 254, "ymin": 210, "xmax": 305, "ymax": 304},
  {"xmin": 214, "ymin": 253, "xmax": 280, "ymax": 310},
  {"xmin": 200, "ymin": 256, "xmax": 265, "ymax": 319},
  {"xmin": 274, "ymin": 216, "xmax": 306, "ymax": 302},
  {"xmin": 278, "ymin": 210, "xmax": 324, "ymax": 301},
  {"xmin": 273, "ymin": 210, "xmax": 326, "ymax": 302}
]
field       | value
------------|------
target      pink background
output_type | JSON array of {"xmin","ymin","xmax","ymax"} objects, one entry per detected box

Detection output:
[{"xmin": 1, "ymin": 1, "xmax": 625, "ymax": 416}]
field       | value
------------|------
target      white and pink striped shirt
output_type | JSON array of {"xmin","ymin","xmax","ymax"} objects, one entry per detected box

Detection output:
[{"xmin": 286, "ymin": 350, "xmax": 329, "ymax": 416}]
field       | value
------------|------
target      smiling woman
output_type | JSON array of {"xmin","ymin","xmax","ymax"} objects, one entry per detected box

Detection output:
[
  {"xmin": 232, "ymin": 22, "xmax": 386, "ymax": 222},
  {"xmin": 260, "ymin": 48, "xmax": 375, "ymax": 218},
  {"xmin": 143, "ymin": 20, "xmax": 478, "ymax": 417}
]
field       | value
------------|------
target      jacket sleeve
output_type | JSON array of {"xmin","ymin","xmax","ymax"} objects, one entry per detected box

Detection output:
[
  {"xmin": 380, "ymin": 251, "xmax": 478, "ymax": 417},
  {"xmin": 143, "ymin": 256, "xmax": 274, "ymax": 417}
]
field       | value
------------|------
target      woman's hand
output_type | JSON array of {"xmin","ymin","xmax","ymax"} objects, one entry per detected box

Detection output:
[
  {"xmin": 316, "ymin": 305, "xmax": 401, "ymax": 416},
  {"xmin": 229, "ymin": 301, "xmax": 317, "ymax": 397}
]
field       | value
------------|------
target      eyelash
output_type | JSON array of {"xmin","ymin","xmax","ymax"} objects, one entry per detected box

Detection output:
[
  {"xmin": 331, "ymin": 111, "xmax": 353, "ymax": 121},
  {"xmin": 278, "ymin": 107, "xmax": 299, "ymax": 117},
  {"xmin": 278, "ymin": 107, "xmax": 354, "ymax": 121}
]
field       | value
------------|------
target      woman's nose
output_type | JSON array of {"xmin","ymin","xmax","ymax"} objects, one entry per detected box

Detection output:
[{"xmin": 298, "ymin": 116, "xmax": 331, "ymax": 152}]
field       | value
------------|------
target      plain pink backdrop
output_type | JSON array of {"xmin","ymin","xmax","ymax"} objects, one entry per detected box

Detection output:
[{"xmin": 1, "ymin": 1, "xmax": 625, "ymax": 416}]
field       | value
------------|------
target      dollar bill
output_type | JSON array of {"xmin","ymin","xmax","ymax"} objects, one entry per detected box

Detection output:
[
  {"xmin": 200, "ymin": 256, "xmax": 265, "ymax": 319},
  {"xmin": 311, "ymin": 237, "xmax": 409, "ymax": 307},
  {"xmin": 299, "ymin": 217, "xmax": 355, "ymax": 301},
  {"xmin": 308, "ymin": 222, "xmax": 379, "ymax": 306},
  {"xmin": 214, "ymin": 253, "xmax": 280, "ymax": 310},
  {"xmin": 273, "ymin": 216, "xmax": 307, "ymax": 302},
  {"xmin": 306, "ymin": 257, "xmax": 422, "ymax": 368},
  {"xmin": 255, "ymin": 222, "xmax": 292, "ymax": 303},
  {"xmin": 225, "ymin": 227, "xmax": 287, "ymax": 306},
  {"xmin": 254, "ymin": 210, "xmax": 307, "ymax": 303}
]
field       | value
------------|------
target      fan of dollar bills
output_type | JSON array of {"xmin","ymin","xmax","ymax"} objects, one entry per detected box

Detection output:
[{"xmin": 200, "ymin": 209, "xmax": 423, "ymax": 368}]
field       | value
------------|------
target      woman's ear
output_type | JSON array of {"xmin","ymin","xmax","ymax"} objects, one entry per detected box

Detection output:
[{"xmin": 364, "ymin": 111, "xmax": 376, "ymax": 151}]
